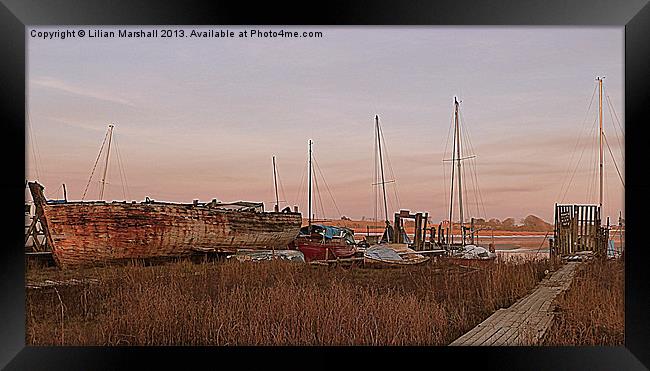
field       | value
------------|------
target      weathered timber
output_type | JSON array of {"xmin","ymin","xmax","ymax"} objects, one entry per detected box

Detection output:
[
  {"xmin": 552, "ymin": 204, "xmax": 608, "ymax": 258},
  {"xmin": 28, "ymin": 181, "xmax": 302, "ymax": 268},
  {"xmin": 449, "ymin": 261, "xmax": 581, "ymax": 346}
]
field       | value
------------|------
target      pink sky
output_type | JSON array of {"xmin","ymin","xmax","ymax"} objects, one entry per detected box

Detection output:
[{"xmin": 26, "ymin": 26, "xmax": 624, "ymax": 223}]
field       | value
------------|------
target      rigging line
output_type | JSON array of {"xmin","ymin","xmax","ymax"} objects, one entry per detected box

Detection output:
[
  {"xmin": 475, "ymin": 161, "xmax": 488, "ymax": 220},
  {"xmin": 607, "ymin": 108, "xmax": 625, "ymax": 163},
  {"xmin": 113, "ymin": 135, "xmax": 129, "ymax": 201},
  {"xmin": 590, "ymin": 116, "xmax": 601, "ymax": 204},
  {"xmin": 115, "ymin": 144, "xmax": 126, "ymax": 200},
  {"xmin": 312, "ymin": 163, "xmax": 326, "ymax": 220},
  {"xmin": 604, "ymin": 93, "xmax": 625, "ymax": 161},
  {"xmin": 373, "ymin": 119, "xmax": 378, "ymax": 224},
  {"xmin": 560, "ymin": 114, "xmax": 599, "ymax": 203},
  {"xmin": 294, "ymin": 159, "xmax": 307, "ymax": 210},
  {"xmin": 26, "ymin": 111, "xmax": 43, "ymax": 181},
  {"xmin": 605, "ymin": 92, "xmax": 625, "ymax": 140},
  {"xmin": 458, "ymin": 110, "xmax": 478, "ymax": 218},
  {"xmin": 605, "ymin": 161, "xmax": 611, "ymax": 219},
  {"xmin": 82, "ymin": 129, "xmax": 110, "ymax": 200},
  {"xmin": 99, "ymin": 133, "xmax": 113, "ymax": 200},
  {"xmin": 463, "ymin": 125, "xmax": 488, "ymax": 219},
  {"xmin": 461, "ymin": 154, "xmax": 471, "ymax": 221},
  {"xmin": 606, "ymin": 105, "xmax": 625, "ymax": 163},
  {"xmin": 585, "ymin": 116, "xmax": 598, "ymax": 204},
  {"xmin": 275, "ymin": 162, "xmax": 289, "ymax": 210},
  {"xmin": 457, "ymin": 111, "xmax": 470, "ymax": 218},
  {"xmin": 442, "ymin": 106, "xmax": 455, "ymax": 226},
  {"xmin": 308, "ymin": 153, "xmax": 321, "ymax": 220},
  {"xmin": 603, "ymin": 133, "xmax": 625, "ymax": 187},
  {"xmin": 441, "ymin": 153, "xmax": 448, "ymax": 224},
  {"xmin": 114, "ymin": 142, "xmax": 125, "ymax": 200},
  {"xmin": 467, "ymin": 160, "xmax": 479, "ymax": 218},
  {"xmin": 312, "ymin": 154, "xmax": 342, "ymax": 218},
  {"xmin": 377, "ymin": 122, "xmax": 401, "ymax": 210},
  {"xmin": 532, "ymin": 230, "xmax": 552, "ymax": 260},
  {"xmin": 456, "ymin": 107, "xmax": 467, "ymax": 224},
  {"xmin": 48, "ymin": 184, "xmax": 63, "ymax": 200},
  {"xmin": 556, "ymin": 83, "xmax": 599, "ymax": 201},
  {"xmin": 449, "ymin": 104, "xmax": 458, "ymax": 231},
  {"xmin": 458, "ymin": 108, "xmax": 486, "ymax": 220}
]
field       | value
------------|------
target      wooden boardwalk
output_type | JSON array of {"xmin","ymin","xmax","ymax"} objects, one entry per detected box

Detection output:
[{"xmin": 449, "ymin": 261, "xmax": 581, "ymax": 346}]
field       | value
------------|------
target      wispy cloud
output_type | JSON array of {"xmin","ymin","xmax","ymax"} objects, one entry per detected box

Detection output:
[{"xmin": 31, "ymin": 77, "xmax": 135, "ymax": 107}]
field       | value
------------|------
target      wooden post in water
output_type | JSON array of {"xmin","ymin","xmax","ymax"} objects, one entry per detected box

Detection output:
[
  {"xmin": 422, "ymin": 212, "xmax": 428, "ymax": 250},
  {"xmin": 393, "ymin": 212, "xmax": 401, "ymax": 244}
]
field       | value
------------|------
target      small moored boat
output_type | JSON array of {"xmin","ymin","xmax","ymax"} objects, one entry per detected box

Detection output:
[
  {"xmin": 290, "ymin": 224, "xmax": 357, "ymax": 262},
  {"xmin": 363, "ymin": 243, "xmax": 429, "ymax": 268}
]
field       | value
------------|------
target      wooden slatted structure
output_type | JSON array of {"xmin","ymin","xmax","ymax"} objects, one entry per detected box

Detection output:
[
  {"xmin": 392, "ymin": 209, "xmax": 428, "ymax": 251},
  {"xmin": 25, "ymin": 205, "xmax": 50, "ymax": 253},
  {"xmin": 551, "ymin": 204, "xmax": 608, "ymax": 258},
  {"xmin": 449, "ymin": 261, "xmax": 581, "ymax": 346}
]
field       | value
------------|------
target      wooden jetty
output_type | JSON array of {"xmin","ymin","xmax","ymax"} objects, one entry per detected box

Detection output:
[{"xmin": 449, "ymin": 261, "xmax": 581, "ymax": 346}]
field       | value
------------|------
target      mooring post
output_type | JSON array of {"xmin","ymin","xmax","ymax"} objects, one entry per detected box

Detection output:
[
  {"xmin": 470, "ymin": 217, "xmax": 475, "ymax": 245},
  {"xmin": 394, "ymin": 213, "xmax": 400, "ymax": 244}
]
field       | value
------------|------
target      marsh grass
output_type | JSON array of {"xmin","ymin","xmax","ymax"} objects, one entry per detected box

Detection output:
[
  {"xmin": 542, "ymin": 258, "xmax": 624, "ymax": 345},
  {"xmin": 26, "ymin": 256, "xmax": 552, "ymax": 345}
]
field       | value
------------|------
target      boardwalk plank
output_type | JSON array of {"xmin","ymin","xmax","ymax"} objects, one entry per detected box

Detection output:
[{"xmin": 449, "ymin": 262, "xmax": 581, "ymax": 346}]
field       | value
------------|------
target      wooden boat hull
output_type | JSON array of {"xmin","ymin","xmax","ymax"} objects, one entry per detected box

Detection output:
[
  {"xmin": 28, "ymin": 182, "xmax": 302, "ymax": 268},
  {"xmin": 292, "ymin": 238, "xmax": 356, "ymax": 262}
]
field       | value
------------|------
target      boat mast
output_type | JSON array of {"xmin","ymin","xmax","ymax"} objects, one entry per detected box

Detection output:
[
  {"xmin": 598, "ymin": 77, "xmax": 604, "ymax": 209},
  {"xmin": 455, "ymin": 97, "xmax": 465, "ymax": 243},
  {"xmin": 448, "ymin": 100, "xmax": 456, "ymax": 247},
  {"xmin": 99, "ymin": 124, "xmax": 114, "ymax": 200},
  {"xmin": 308, "ymin": 139, "xmax": 312, "ymax": 228},
  {"xmin": 272, "ymin": 155, "xmax": 279, "ymax": 212},
  {"xmin": 376, "ymin": 115, "xmax": 389, "ymax": 224}
]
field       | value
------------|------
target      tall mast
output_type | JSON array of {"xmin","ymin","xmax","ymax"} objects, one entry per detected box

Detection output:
[
  {"xmin": 376, "ymin": 115, "xmax": 389, "ymax": 223},
  {"xmin": 455, "ymin": 98, "xmax": 466, "ymax": 244},
  {"xmin": 272, "ymin": 155, "xmax": 279, "ymax": 212},
  {"xmin": 448, "ymin": 99, "xmax": 457, "ymax": 247},
  {"xmin": 99, "ymin": 124, "xmax": 114, "ymax": 200},
  {"xmin": 308, "ymin": 139, "xmax": 312, "ymax": 227},
  {"xmin": 598, "ymin": 77, "xmax": 604, "ymax": 209}
]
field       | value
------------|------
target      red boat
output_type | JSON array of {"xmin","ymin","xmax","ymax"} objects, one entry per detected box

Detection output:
[
  {"xmin": 286, "ymin": 140, "xmax": 357, "ymax": 262},
  {"xmin": 289, "ymin": 224, "xmax": 357, "ymax": 262}
]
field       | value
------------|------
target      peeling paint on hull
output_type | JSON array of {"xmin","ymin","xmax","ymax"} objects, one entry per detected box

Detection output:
[{"xmin": 28, "ymin": 182, "xmax": 301, "ymax": 268}]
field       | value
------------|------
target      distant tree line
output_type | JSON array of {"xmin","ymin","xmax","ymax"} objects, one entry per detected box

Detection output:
[
  {"xmin": 349, "ymin": 215, "xmax": 552, "ymax": 232},
  {"xmin": 473, "ymin": 215, "xmax": 553, "ymax": 232}
]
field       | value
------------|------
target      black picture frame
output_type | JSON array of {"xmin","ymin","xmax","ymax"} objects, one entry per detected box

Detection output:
[{"xmin": 1, "ymin": 0, "xmax": 649, "ymax": 369}]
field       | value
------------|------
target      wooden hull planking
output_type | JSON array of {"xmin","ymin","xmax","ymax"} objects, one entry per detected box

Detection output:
[
  {"xmin": 28, "ymin": 182, "xmax": 302, "ymax": 268},
  {"xmin": 293, "ymin": 238, "xmax": 357, "ymax": 262}
]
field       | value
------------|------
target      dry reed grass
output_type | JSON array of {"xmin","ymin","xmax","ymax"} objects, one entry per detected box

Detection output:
[
  {"xmin": 26, "ymin": 256, "xmax": 552, "ymax": 346},
  {"xmin": 542, "ymin": 258, "xmax": 624, "ymax": 345}
]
